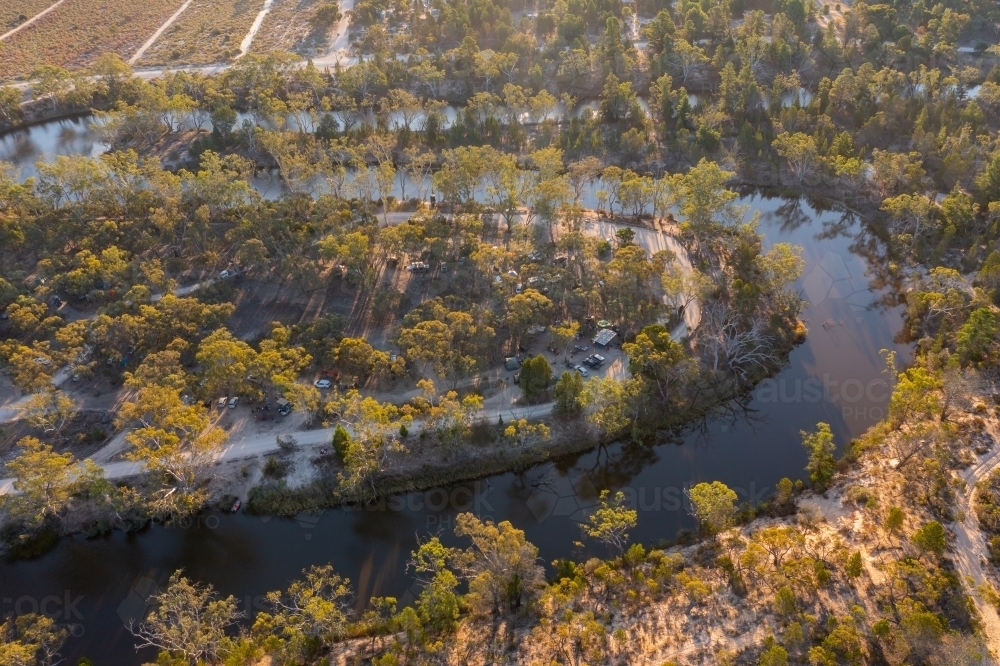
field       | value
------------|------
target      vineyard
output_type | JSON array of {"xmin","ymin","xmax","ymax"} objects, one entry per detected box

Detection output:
[
  {"xmin": 249, "ymin": 0, "xmax": 328, "ymax": 56},
  {"xmin": 135, "ymin": 0, "xmax": 263, "ymax": 67},
  {"xmin": 0, "ymin": 0, "xmax": 184, "ymax": 80},
  {"xmin": 0, "ymin": 0, "xmax": 58, "ymax": 35}
]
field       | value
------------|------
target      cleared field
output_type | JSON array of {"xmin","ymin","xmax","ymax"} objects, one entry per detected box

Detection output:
[
  {"xmin": 249, "ymin": 0, "xmax": 327, "ymax": 56},
  {"xmin": 136, "ymin": 0, "xmax": 262, "ymax": 66},
  {"xmin": 0, "ymin": 0, "xmax": 184, "ymax": 80},
  {"xmin": 0, "ymin": 0, "xmax": 59, "ymax": 35}
]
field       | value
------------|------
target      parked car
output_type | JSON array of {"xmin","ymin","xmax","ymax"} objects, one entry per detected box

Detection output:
[
  {"xmin": 228, "ymin": 397, "xmax": 239, "ymax": 409},
  {"xmin": 218, "ymin": 397, "xmax": 228, "ymax": 408},
  {"xmin": 513, "ymin": 372, "xmax": 520, "ymax": 384},
  {"xmin": 573, "ymin": 345, "xmax": 589, "ymax": 353},
  {"xmin": 575, "ymin": 365, "xmax": 589, "ymax": 376},
  {"xmin": 314, "ymin": 379, "xmax": 332, "ymax": 389},
  {"xmin": 219, "ymin": 270, "xmax": 230, "ymax": 279}
]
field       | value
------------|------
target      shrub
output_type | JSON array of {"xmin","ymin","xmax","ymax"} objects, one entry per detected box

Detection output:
[{"xmin": 332, "ymin": 424, "xmax": 351, "ymax": 461}]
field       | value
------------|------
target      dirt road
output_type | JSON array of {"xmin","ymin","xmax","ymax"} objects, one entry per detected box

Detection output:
[
  {"xmin": 0, "ymin": 0, "xmax": 67, "ymax": 42},
  {"xmin": 0, "ymin": 400, "xmax": 557, "ymax": 495},
  {"xmin": 129, "ymin": 0, "xmax": 197, "ymax": 65},
  {"xmin": 951, "ymin": 438, "xmax": 1000, "ymax": 656},
  {"xmin": 238, "ymin": 0, "xmax": 276, "ymax": 57}
]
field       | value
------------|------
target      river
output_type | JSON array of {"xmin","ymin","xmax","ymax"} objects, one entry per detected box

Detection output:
[{"xmin": 0, "ymin": 118, "xmax": 911, "ymax": 664}]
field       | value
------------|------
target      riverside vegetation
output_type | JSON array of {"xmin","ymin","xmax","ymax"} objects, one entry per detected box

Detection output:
[{"xmin": 3, "ymin": 0, "xmax": 1000, "ymax": 658}]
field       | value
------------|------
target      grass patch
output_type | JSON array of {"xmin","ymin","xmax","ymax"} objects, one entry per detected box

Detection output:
[
  {"xmin": 249, "ymin": 0, "xmax": 327, "ymax": 56},
  {"xmin": 137, "ymin": 0, "xmax": 261, "ymax": 67},
  {"xmin": 0, "ymin": 0, "xmax": 59, "ymax": 34},
  {"xmin": 0, "ymin": 0, "xmax": 186, "ymax": 81}
]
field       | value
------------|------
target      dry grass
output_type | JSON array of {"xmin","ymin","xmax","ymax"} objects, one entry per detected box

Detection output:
[
  {"xmin": 0, "ymin": 0, "xmax": 59, "ymax": 34},
  {"xmin": 249, "ymin": 0, "xmax": 327, "ymax": 56},
  {"xmin": 0, "ymin": 0, "xmax": 185, "ymax": 81},
  {"xmin": 136, "ymin": 0, "xmax": 262, "ymax": 67}
]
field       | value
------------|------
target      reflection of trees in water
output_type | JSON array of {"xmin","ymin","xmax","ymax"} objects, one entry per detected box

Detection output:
[
  {"xmin": 740, "ymin": 190, "xmax": 901, "ymax": 310},
  {"xmin": 505, "ymin": 393, "xmax": 769, "ymax": 510},
  {"xmin": 584, "ymin": 441, "xmax": 660, "ymax": 497},
  {"xmin": 770, "ymin": 197, "xmax": 813, "ymax": 234},
  {"xmin": 684, "ymin": 392, "xmax": 766, "ymax": 447},
  {"xmin": 504, "ymin": 439, "xmax": 660, "ymax": 508},
  {"xmin": 798, "ymin": 202, "xmax": 903, "ymax": 315},
  {"xmin": 495, "ymin": 191, "xmax": 912, "ymax": 523}
]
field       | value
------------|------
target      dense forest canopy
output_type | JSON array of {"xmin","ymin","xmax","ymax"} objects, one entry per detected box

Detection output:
[{"xmin": 3, "ymin": 0, "xmax": 1000, "ymax": 661}]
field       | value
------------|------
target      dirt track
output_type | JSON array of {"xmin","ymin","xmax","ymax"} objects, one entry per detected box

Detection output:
[{"xmin": 951, "ymin": 430, "xmax": 1000, "ymax": 657}]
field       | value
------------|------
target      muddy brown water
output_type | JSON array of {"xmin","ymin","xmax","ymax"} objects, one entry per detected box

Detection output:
[{"xmin": 0, "ymin": 119, "xmax": 911, "ymax": 664}]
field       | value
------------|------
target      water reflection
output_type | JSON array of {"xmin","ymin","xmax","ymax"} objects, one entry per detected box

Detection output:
[
  {"xmin": 0, "ymin": 116, "xmax": 108, "ymax": 180},
  {"xmin": 0, "ymin": 124, "xmax": 911, "ymax": 666}
]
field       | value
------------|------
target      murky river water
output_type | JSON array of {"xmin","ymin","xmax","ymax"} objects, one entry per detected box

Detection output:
[{"xmin": 0, "ymin": 118, "xmax": 910, "ymax": 664}]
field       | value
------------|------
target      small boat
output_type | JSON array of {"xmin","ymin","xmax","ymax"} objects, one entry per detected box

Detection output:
[{"xmin": 231, "ymin": 499, "xmax": 242, "ymax": 513}]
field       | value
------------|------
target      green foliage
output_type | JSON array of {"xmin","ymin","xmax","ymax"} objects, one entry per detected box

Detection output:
[
  {"xmin": 801, "ymin": 422, "xmax": 836, "ymax": 491},
  {"xmin": 622, "ymin": 324, "xmax": 696, "ymax": 405},
  {"xmin": 911, "ymin": 520, "xmax": 947, "ymax": 558},
  {"xmin": 687, "ymin": 481, "xmax": 738, "ymax": 534},
  {"xmin": 845, "ymin": 552, "xmax": 863, "ymax": 579},
  {"xmin": 773, "ymin": 587, "xmax": 796, "ymax": 617},
  {"xmin": 759, "ymin": 641, "xmax": 789, "ymax": 666},
  {"xmin": 581, "ymin": 490, "xmax": 638, "ymax": 553},
  {"xmin": 332, "ymin": 424, "xmax": 352, "ymax": 461},
  {"xmin": 956, "ymin": 308, "xmax": 998, "ymax": 366},
  {"xmin": 553, "ymin": 370, "xmax": 584, "ymax": 415},
  {"xmin": 519, "ymin": 355, "xmax": 552, "ymax": 404}
]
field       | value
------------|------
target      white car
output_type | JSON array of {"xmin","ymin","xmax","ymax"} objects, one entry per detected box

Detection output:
[
  {"xmin": 219, "ymin": 270, "xmax": 231, "ymax": 279},
  {"xmin": 33, "ymin": 357, "xmax": 51, "ymax": 366},
  {"xmin": 575, "ymin": 365, "xmax": 589, "ymax": 376},
  {"xmin": 314, "ymin": 379, "xmax": 332, "ymax": 389}
]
